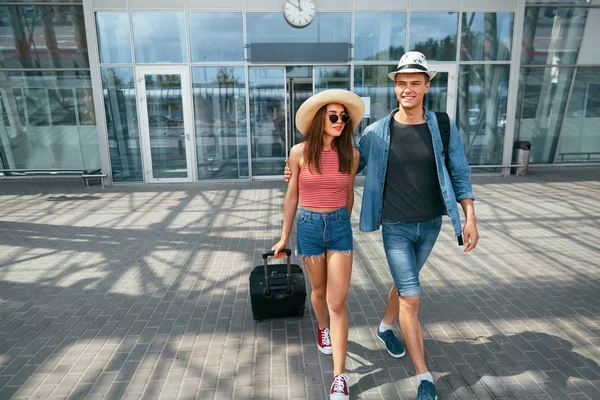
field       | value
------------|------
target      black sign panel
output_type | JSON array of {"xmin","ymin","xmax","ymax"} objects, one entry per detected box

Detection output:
[{"xmin": 249, "ymin": 43, "xmax": 350, "ymax": 63}]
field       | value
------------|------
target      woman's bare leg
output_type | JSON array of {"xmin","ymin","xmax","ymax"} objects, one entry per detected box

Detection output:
[
  {"xmin": 325, "ymin": 251, "xmax": 352, "ymax": 375},
  {"xmin": 303, "ymin": 255, "xmax": 328, "ymax": 329}
]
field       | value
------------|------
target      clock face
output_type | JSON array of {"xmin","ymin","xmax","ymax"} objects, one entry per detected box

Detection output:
[{"xmin": 284, "ymin": 0, "xmax": 316, "ymax": 28}]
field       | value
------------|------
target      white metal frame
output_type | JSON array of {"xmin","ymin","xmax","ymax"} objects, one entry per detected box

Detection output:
[
  {"xmin": 135, "ymin": 65, "xmax": 196, "ymax": 183},
  {"xmin": 501, "ymin": 0, "xmax": 526, "ymax": 176},
  {"xmin": 427, "ymin": 63, "xmax": 458, "ymax": 119},
  {"xmin": 83, "ymin": 0, "xmax": 113, "ymax": 184}
]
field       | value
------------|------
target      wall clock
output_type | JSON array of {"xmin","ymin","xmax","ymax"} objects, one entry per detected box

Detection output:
[{"xmin": 284, "ymin": 0, "xmax": 316, "ymax": 28}]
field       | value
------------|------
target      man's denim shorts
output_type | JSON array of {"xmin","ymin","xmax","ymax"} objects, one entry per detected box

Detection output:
[
  {"xmin": 296, "ymin": 208, "xmax": 353, "ymax": 258},
  {"xmin": 381, "ymin": 215, "xmax": 442, "ymax": 297}
]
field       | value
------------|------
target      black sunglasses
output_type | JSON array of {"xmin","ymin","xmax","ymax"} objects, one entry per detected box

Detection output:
[{"xmin": 328, "ymin": 114, "xmax": 351, "ymax": 124}]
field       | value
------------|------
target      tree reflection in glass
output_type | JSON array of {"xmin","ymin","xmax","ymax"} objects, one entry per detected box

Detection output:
[{"xmin": 409, "ymin": 12, "xmax": 458, "ymax": 61}]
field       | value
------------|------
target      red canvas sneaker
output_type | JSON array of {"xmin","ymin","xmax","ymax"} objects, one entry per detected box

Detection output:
[
  {"xmin": 317, "ymin": 327, "xmax": 332, "ymax": 355},
  {"xmin": 330, "ymin": 373, "xmax": 349, "ymax": 400}
]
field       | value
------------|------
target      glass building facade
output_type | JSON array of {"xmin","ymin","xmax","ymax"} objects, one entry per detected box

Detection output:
[
  {"xmin": 0, "ymin": 0, "xmax": 598, "ymax": 183},
  {"xmin": 0, "ymin": 1, "xmax": 99, "ymax": 173}
]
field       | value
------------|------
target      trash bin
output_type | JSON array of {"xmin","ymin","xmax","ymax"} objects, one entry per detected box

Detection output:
[{"xmin": 512, "ymin": 140, "xmax": 531, "ymax": 176}]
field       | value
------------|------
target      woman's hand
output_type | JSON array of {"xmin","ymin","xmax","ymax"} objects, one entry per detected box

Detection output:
[{"xmin": 271, "ymin": 238, "xmax": 289, "ymax": 258}]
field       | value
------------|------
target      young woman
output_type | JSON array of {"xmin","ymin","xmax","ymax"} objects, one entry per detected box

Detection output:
[{"xmin": 272, "ymin": 90, "xmax": 364, "ymax": 400}]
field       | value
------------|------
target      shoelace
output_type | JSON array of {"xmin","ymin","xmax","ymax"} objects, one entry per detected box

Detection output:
[
  {"xmin": 321, "ymin": 328, "xmax": 331, "ymax": 346},
  {"xmin": 382, "ymin": 329, "xmax": 397, "ymax": 338},
  {"xmin": 332, "ymin": 374, "xmax": 347, "ymax": 393},
  {"xmin": 418, "ymin": 381, "xmax": 434, "ymax": 398}
]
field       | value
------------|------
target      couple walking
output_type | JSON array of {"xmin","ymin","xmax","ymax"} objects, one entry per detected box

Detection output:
[{"xmin": 272, "ymin": 51, "xmax": 479, "ymax": 400}]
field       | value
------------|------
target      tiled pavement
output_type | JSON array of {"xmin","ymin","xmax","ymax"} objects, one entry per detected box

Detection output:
[{"xmin": 0, "ymin": 167, "xmax": 599, "ymax": 400}]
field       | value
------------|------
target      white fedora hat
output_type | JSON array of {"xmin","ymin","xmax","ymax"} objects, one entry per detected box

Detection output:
[
  {"xmin": 295, "ymin": 89, "xmax": 365, "ymax": 136},
  {"xmin": 388, "ymin": 51, "xmax": 437, "ymax": 81}
]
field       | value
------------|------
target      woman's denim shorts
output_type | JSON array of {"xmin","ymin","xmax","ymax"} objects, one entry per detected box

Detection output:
[{"xmin": 296, "ymin": 207, "xmax": 353, "ymax": 258}]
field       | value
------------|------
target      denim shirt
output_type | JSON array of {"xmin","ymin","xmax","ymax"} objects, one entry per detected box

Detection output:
[{"xmin": 356, "ymin": 108, "xmax": 475, "ymax": 243}]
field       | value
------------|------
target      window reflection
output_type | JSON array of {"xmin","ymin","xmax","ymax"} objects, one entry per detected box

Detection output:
[
  {"xmin": 457, "ymin": 65, "xmax": 510, "ymax": 165},
  {"xmin": 461, "ymin": 12, "xmax": 514, "ymax": 61},
  {"xmin": 247, "ymin": 13, "xmax": 350, "ymax": 43},
  {"xmin": 521, "ymin": 7, "xmax": 587, "ymax": 65},
  {"xmin": 132, "ymin": 12, "xmax": 187, "ymax": 63},
  {"xmin": 101, "ymin": 67, "xmax": 143, "ymax": 181},
  {"xmin": 25, "ymin": 88, "xmax": 49, "ymax": 127},
  {"xmin": 248, "ymin": 68, "xmax": 285, "ymax": 176},
  {"xmin": 192, "ymin": 67, "xmax": 248, "ymax": 179},
  {"xmin": 76, "ymin": 88, "xmax": 95, "ymax": 125},
  {"xmin": 143, "ymin": 74, "xmax": 189, "ymax": 179},
  {"xmin": 353, "ymin": 65, "xmax": 396, "ymax": 135},
  {"xmin": 409, "ymin": 13, "xmax": 458, "ymax": 61},
  {"xmin": 354, "ymin": 13, "xmax": 406, "ymax": 61},
  {"xmin": 189, "ymin": 13, "xmax": 244, "ymax": 62},
  {"xmin": 424, "ymin": 72, "xmax": 448, "ymax": 113},
  {"xmin": 49, "ymin": 89, "xmax": 76, "ymax": 126},
  {"xmin": 556, "ymin": 68, "xmax": 600, "ymax": 163},
  {"xmin": 0, "ymin": 71, "xmax": 99, "ymax": 170},
  {"xmin": 0, "ymin": 5, "xmax": 89, "ymax": 69},
  {"xmin": 96, "ymin": 12, "xmax": 132, "ymax": 64},
  {"xmin": 314, "ymin": 67, "xmax": 350, "ymax": 92},
  {"xmin": 515, "ymin": 67, "xmax": 574, "ymax": 164}
]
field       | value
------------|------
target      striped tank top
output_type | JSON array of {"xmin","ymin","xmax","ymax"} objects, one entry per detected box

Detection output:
[{"xmin": 299, "ymin": 149, "xmax": 352, "ymax": 208}]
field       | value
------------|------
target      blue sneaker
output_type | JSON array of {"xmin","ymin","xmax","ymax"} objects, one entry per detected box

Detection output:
[
  {"xmin": 416, "ymin": 380, "xmax": 437, "ymax": 400},
  {"xmin": 376, "ymin": 328, "xmax": 406, "ymax": 358}
]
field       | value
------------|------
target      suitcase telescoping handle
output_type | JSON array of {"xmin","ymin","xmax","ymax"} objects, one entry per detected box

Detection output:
[{"xmin": 262, "ymin": 249, "xmax": 292, "ymax": 296}]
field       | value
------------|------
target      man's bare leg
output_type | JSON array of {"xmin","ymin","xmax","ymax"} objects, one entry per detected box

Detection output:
[
  {"xmin": 399, "ymin": 295, "xmax": 427, "ymax": 374},
  {"xmin": 376, "ymin": 285, "xmax": 405, "ymax": 358},
  {"xmin": 381, "ymin": 285, "xmax": 399, "ymax": 325}
]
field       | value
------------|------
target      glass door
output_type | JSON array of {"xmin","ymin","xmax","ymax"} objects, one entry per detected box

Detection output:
[
  {"xmin": 248, "ymin": 67, "xmax": 286, "ymax": 178},
  {"xmin": 247, "ymin": 65, "xmax": 351, "ymax": 179},
  {"xmin": 286, "ymin": 66, "xmax": 313, "ymax": 149},
  {"xmin": 136, "ymin": 66, "xmax": 195, "ymax": 183},
  {"xmin": 287, "ymin": 78, "xmax": 312, "ymax": 148},
  {"xmin": 287, "ymin": 66, "xmax": 350, "ymax": 150},
  {"xmin": 424, "ymin": 64, "xmax": 457, "ymax": 119}
]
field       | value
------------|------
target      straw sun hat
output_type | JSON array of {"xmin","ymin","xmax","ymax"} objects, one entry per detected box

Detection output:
[{"xmin": 295, "ymin": 89, "xmax": 365, "ymax": 135}]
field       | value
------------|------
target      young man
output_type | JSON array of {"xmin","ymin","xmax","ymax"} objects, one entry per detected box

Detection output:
[{"xmin": 285, "ymin": 51, "xmax": 479, "ymax": 400}]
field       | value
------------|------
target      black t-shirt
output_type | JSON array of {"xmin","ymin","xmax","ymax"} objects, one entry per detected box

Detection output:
[{"xmin": 381, "ymin": 118, "xmax": 445, "ymax": 223}]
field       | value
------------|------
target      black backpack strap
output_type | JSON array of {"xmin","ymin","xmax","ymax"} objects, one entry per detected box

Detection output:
[
  {"xmin": 435, "ymin": 112, "xmax": 464, "ymax": 247},
  {"xmin": 435, "ymin": 112, "xmax": 451, "ymax": 172}
]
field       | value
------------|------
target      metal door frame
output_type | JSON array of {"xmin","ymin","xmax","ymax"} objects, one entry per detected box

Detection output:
[
  {"xmin": 287, "ymin": 76, "xmax": 312, "ymax": 151},
  {"xmin": 135, "ymin": 65, "xmax": 196, "ymax": 183},
  {"xmin": 427, "ymin": 63, "xmax": 457, "ymax": 119}
]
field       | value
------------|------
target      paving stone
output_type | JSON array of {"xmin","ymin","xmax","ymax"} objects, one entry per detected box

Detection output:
[{"xmin": 0, "ymin": 170, "xmax": 598, "ymax": 399}]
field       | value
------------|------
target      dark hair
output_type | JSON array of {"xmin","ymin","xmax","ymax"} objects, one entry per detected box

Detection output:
[{"xmin": 304, "ymin": 105, "xmax": 354, "ymax": 175}]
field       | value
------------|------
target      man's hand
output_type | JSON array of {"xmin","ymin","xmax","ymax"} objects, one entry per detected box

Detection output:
[
  {"xmin": 284, "ymin": 159, "xmax": 292, "ymax": 183},
  {"xmin": 462, "ymin": 220, "xmax": 479, "ymax": 252}
]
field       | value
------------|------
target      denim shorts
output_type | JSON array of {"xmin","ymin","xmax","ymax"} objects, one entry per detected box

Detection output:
[
  {"xmin": 381, "ymin": 216, "xmax": 442, "ymax": 297},
  {"xmin": 296, "ymin": 208, "xmax": 353, "ymax": 257}
]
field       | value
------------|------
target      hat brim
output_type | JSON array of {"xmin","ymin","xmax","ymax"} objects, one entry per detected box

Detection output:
[
  {"xmin": 388, "ymin": 69, "xmax": 437, "ymax": 81},
  {"xmin": 295, "ymin": 89, "xmax": 365, "ymax": 136}
]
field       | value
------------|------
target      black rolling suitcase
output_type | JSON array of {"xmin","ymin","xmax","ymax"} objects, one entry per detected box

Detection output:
[{"xmin": 250, "ymin": 249, "xmax": 306, "ymax": 320}]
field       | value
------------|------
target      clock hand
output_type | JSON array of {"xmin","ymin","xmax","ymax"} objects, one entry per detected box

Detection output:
[
  {"xmin": 296, "ymin": 0, "xmax": 303, "ymax": 11},
  {"xmin": 286, "ymin": 0, "xmax": 301, "ymax": 10}
]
